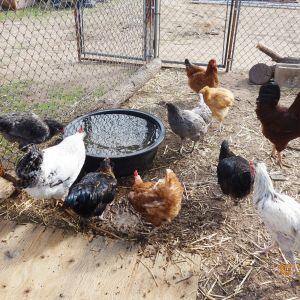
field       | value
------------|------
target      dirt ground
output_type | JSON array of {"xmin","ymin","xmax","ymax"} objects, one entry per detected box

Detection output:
[{"xmin": 1, "ymin": 68, "xmax": 300, "ymax": 299}]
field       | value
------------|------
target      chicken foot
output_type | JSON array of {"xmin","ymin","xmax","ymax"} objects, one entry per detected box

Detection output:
[
  {"xmin": 254, "ymin": 240, "xmax": 277, "ymax": 256},
  {"xmin": 49, "ymin": 198, "xmax": 64, "ymax": 208},
  {"xmin": 270, "ymin": 145, "xmax": 290, "ymax": 168}
]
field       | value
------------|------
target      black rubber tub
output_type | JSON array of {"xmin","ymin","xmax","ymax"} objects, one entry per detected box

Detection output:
[{"xmin": 64, "ymin": 109, "xmax": 165, "ymax": 177}]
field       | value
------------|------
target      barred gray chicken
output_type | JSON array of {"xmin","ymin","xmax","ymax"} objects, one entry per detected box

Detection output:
[
  {"xmin": 0, "ymin": 112, "xmax": 63, "ymax": 150},
  {"xmin": 166, "ymin": 96, "xmax": 211, "ymax": 153}
]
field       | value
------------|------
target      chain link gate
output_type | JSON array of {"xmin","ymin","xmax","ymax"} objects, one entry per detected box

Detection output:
[
  {"xmin": 155, "ymin": 0, "xmax": 233, "ymax": 68},
  {"xmin": 152, "ymin": 0, "xmax": 299, "ymax": 71},
  {"xmin": 74, "ymin": 0, "xmax": 149, "ymax": 64}
]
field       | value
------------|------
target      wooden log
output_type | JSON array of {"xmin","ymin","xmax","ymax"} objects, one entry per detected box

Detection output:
[
  {"xmin": 256, "ymin": 43, "xmax": 300, "ymax": 64},
  {"xmin": 0, "ymin": 0, "xmax": 16, "ymax": 10},
  {"xmin": 0, "ymin": 177, "xmax": 15, "ymax": 202},
  {"xmin": 91, "ymin": 59, "xmax": 162, "ymax": 112},
  {"xmin": 249, "ymin": 63, "xmax": 274, "ymax": 85}
]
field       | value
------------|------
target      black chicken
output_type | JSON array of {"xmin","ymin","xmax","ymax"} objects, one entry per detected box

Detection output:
[
  {"xmin": 0, "ymin": 112, "xmax": 64, "ymax": 150},
  {"xmin": 217, "ymin": 140, "xmax": 254, "ymax": 202},
  {"xmin": 63, "ymin": 158, "xmax": 117, "ymax": 225}
]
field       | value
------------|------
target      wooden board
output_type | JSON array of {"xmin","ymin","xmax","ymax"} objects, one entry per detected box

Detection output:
[{"xmin": 0, "ymin": 220, "xmax": 201, "ymax": 299}]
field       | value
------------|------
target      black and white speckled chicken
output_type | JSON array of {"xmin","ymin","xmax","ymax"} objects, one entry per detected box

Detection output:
[
  {"xmin": 166, "ymin": 95, "xmax": 211, "ymax": 153},
  {"xmin": 0, "ymin": 112, "xmax": 64, "ymax": 150},
  {"xmin": 16, "ymin": 129, "xmax": 86, "ymax": 202},
  {"xmin": 217, "ymin": 140, "xmax": 254, "ymax": 202},
  {"xmin": 64, "ymin": 158, "xmax": 117, "ymax": 225}
]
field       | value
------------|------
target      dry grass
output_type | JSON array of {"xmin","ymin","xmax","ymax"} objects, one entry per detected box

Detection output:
[{"xmin": 1, "ymin": 69, "xmax": 300, "ymax": 299}]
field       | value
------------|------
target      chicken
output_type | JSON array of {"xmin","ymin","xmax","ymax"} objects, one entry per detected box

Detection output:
[
  {"xmin": 200, "ymin": 86, "xmax": 234, "ymax": 131},
  {"xmin": 0, "ymin": 160, "xmax": 4, "ymax": 178},
  {"xmin": 166, "ymin": 96, "xmax": 211, "ymax": 153},
  {"xmin": 128, "ymin": 169, "xmax": 184, "ymax": 227},
  {"xmin": 16, "ymin": 128, "xmax": 86, "ymax": 202},
  {"xmin": 64, "ymin": 158, "xmax": 117, "ymax": 226},
  {"xmin": 184, "ymin": 58, "xmax": 219, "ymax": 93},
  {"xmin": 217, "ymin": 140, "xmax": 254, "ymax": 202},
  {"xmin": 0, "ymin": 112, "xmax": 64, "ymax": 150},
  {"xmin": 1, "ymin": 0, "xmax": 17, "ymax": 11},
  {"xmin": 252, "ymin": 161, "xmax": 300, "ymax": 279},
  {"xmin": 255, "ymin": 81, "xmax": 300, "ymax": 167}
]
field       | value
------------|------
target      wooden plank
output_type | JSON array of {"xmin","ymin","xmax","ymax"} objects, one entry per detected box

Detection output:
[{"xmin": 0, "ymin": 220, "xmax": 201, "ymax": 299}]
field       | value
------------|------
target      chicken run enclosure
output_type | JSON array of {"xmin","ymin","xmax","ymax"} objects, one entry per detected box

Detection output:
[{"xmin": 1, "ymin": 0, "xmax": 300, "ymax": 299}]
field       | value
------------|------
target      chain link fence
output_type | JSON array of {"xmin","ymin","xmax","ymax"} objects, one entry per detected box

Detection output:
[
  {"xmin": 158, "ymin": 0, "xmax": 230, "ymax": 67},
  {"xmin": 0, "ymin": 0, "xmax": 147, "ymax": 166},
  {"xmin": 158, "ymin": 0, "xmax": 299, "ymax": 70},
  {"xmin": 232, "ymin": 0, "xmax": 300, "ymax": 70},
  {"xmin": 0, "ymin": 0, "xmax": 299, "ymax": 166}
]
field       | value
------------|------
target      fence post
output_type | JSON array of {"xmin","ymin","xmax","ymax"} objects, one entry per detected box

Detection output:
[
  {"xmin": 225, "ymin": 0, "xmax": 240, "ymax": 71},
  {"xmin": 153, "ymin": 0, "xmax": 160, "ymax": 58},
  {"xmin": 74, "ymin": 0, "xmax": 83, "ymax": 62}
]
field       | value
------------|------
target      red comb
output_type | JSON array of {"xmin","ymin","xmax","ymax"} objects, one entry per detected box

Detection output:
[
  {"xmin": 134, "ymin": 170, "xmax": 138, "ymax": 177},
  {"xmin": 78, "ymin": 127, "xmax": 84, "ymax": 133}
]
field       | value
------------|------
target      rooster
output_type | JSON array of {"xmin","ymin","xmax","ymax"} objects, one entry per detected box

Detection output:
[
  {"xmin": 0, "ymin": 112, "xmax": 64, "ymax": 150},
  {"xmin": 200, "ymin": 86, "xmax": 234, "ymax": 131},
  {"xmin": 256, "ymin": 82, "xmax": 300, "ymax": 167},
  {"xmin": 217, "ymin": 141, "xmax": 254, "ymax": 202},
  {"xmin": 64, "ymin": 158, "xmax": 117, "ymax": 226},
  {"xmin": 128, "ymin": 169, "xmax": 184, "ymax": 227},
  {"xmin": 184, "ymin": 58, "xmax": 219, "ymax": 93},
  {"xmin": 251, "ymin": 161, "xmax": 300, "ymax": 279},
  {"xmin": 16, "ymin": 128, "xmax": 86, "ymax": 203},
  {"xmin": 166, "ymin": 95, "xmax": 211, "ymax": 153}
]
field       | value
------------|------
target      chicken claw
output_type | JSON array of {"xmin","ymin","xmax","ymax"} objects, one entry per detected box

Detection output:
[
  {"xmin": 54, "ymin": 198, "xmax": 64, "ymax": 207},
  {"xmin": 254, "ymin": 241, "xmax": 277, "ymax": 256},
  {"xmin": 271, "ymin": 145, "xmax": 277, "ymax": 158}
]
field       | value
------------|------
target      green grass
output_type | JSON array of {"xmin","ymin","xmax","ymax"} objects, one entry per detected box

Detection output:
[
  {"xmin": 0, "ymin": 80, "xmax": 32, "ymax": 112},
  {"xmin": 0, "ymin": 5, "xmax": 73, "ymax": 22},
  {"xmin": 48, "ymin": 87, "xmax": 85, "ymax": 103}
]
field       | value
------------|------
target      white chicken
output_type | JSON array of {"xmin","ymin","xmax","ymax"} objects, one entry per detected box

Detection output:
[
  {"xmin": 16, "ymin": 128, "xmax": 86, "ymax": 202},
  {"xmin": 251, "ymin": 161, "xmax": 300, "ymax": 278}
]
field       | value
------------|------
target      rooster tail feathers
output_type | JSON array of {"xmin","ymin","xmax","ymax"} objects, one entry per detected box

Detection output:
[
  {"xmin": 257, "ymin": 81, "xmax": 280, "ymax": 105},
  {"xmin": 219, "ymin": 140, "xmax": 235, "ymax": 161},
  {"xmin": 288, "ymin": 92, "xmax": 300, "ymax": 118},
  {"xmin": 184, "ymin": 59, "xmax": 191, "ymax": 66}
]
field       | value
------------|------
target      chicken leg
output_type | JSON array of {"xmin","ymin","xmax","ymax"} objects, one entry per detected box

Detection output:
[
  {"xmin": 270, "ymin": 145, "xmax": 290, "ymax": 168},
  {"xmin": 184, "ymin": 141, "xmax": 198, "ymax": 154},
  {"xmin": 179, "ymin": 139, "xmax": 185, "ymax": 154},
  {"xmin": 271, "ymin": 144, "xmax": 277, "ymax": 158},
  {"xmin": 218, "ymin": 121, "xmax": 224, "ymax": 132}
]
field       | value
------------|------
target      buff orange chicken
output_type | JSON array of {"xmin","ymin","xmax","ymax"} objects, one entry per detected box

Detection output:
[{"xmin": 128, "ymin": 169, "xmax": 184, "ymax": 226}]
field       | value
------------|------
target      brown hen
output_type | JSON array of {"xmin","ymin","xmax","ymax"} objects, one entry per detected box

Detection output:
[
  {"xmin": 256, "ymin": 81, "xmax": 300, "ymax": 167},
  {"xmin": 128, "ymin": 169, "xmax": 184, "ymax": 227},
  {"xmin": 184, "ymin": 58, "xmax": 219, "ymax": 93}
]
